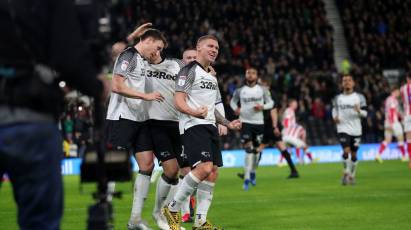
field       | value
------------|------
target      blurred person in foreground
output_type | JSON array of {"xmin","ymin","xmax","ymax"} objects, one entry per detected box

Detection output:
[{"xmin": 0, "ymin": 0, "xmax": 108, "ymax": 230}]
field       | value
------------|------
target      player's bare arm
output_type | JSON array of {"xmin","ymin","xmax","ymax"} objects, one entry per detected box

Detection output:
[
  {"xmin": 354, "ymin": 104, "xmax": 367, "ymax": 118},
  {"xmin": 127, "ymin": 22, "xmax": 153, "ymax": 42},
  {"xmin": 215, "ymin": 110, "xmax": 241, "ymax": 130},
  {"xmin": 270, "ymin": 108, "xmax": 281, "ymax": 136},
  {"xmin": 174, "ymin": 91, "xmax": 208, "ymax": 118},
  {"xmin": 112, "ymin": 74, "xmax": 164, "ymax": 101}
]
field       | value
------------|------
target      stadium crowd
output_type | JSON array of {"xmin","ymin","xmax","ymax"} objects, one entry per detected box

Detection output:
[
  {"xmin": 338, "ymin": 0, "xmax": 411, "ymax": 70},
  {"xmin": 61, "ymin": 0, "xmax": 411, "ymax": 153}
]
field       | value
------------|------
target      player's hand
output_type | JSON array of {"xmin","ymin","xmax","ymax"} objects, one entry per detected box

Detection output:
[
  {"xmin": 208, "ymin": 66, "xmax": 217, "ymax": 76},
  {"xmin": 273, "ymin": 126, "xmax": 281, "ymax": 136},
  {"xmin": 235, "ymin": 107, "xmax": 241, "ymax": 116},
  {"xmin": 256, "ymin": 145, "xmax": 263, "ymax": 154},
  {"xmin": 227, "ymin": 119, "xmax": 242, "ymax": 130},
  {"xmin": 144, "ymin": 92, "xmax": 164, "ymax": 102},
  {"xmin": 254, "ymin": 104, "xmax": 263, "ymax": 111},
  {"xmin": 127, "ymin": 22, "xmax": 153, "ymax": 42},
  {"xmin": 333, "ymin": 117, "xmax": 340, "ymax": 124},
  {"xmin": 194, "ymin": 106, "xmax": 208, "ymax": 118},
  {"xmin": 218, "ymin": 124, "xmax": 228, "ymax": 136}
]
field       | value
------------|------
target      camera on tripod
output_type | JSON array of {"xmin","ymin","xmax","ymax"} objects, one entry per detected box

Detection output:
[{"xmin": 80, "ymin": 145, "xmax": 133, "ymax": 183}]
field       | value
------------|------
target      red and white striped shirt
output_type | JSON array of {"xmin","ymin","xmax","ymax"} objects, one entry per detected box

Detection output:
[
  {"xmin": 283, "ymin": 124, "xmax": 306, "ymax": 139},
  {"xmin": 282, "ymin": 107, "xmax": 296, "ymax": 129},
  {"xmin": 400, "ymin": 82, "xmax": 411, "ymax": 116},
  {"xmin": 384, "ymin": 95, "xmax": 401, "ymax": 125}
]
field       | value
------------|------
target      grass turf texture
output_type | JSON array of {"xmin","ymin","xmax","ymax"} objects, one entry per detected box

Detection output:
[{"xmin": 1, "ymin": 160, "xmax": 411, "ymax": 230}]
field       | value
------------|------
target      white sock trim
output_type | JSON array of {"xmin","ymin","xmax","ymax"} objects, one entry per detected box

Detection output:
[{"xmin": 188, "ymin": 172, "xmax": 201, "ymax": 183}]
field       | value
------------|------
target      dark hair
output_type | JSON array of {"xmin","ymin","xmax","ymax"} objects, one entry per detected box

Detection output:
[
  {"xmin": 140, "ymin": 29, "xmax": 168, "ymax": 48},
  {"xmin": 341, "ymin": 74, "xmax": 354, "ymax": 81},
  {"xmin": 183, "ymin": 47, "xmax": 196, "ymax": 53},
  {"xmin": 390, "ymin": 85, "xmax": 399, "ymax": 92},
  {"xmin": 246, "ymin": 66, "xmax": 258, "ymax": 72},
  {"xmin": 196, "ymin": 34, "xmax": 218, "ymax": 46},
  {"xmin": 288, "ymin": 98, "xmax": 297, "ymax": 105}
]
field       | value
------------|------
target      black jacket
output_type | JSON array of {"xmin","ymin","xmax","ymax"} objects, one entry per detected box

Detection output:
[{"xmin": 0, "ymin": 0, "xmax": 102, "ymax": 99}]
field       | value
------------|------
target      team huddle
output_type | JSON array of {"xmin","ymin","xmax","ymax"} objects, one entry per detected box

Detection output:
[
  {"xmin": 104, "ymin": 22, "xmax": 410, "ymax": 230},
  {"xmin": 106, "ymin": 24, "xmax": 240, "ymax": 230}
]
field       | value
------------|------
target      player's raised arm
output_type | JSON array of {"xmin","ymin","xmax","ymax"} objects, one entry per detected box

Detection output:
[{"xmin": 126, "ymin": 22, "xmax": 153, "ymax": 42}]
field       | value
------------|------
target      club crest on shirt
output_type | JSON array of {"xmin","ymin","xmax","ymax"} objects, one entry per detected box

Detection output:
[
  {"xmin": 178, "ymin": 76, "xmax": 187, "ymax": 86},
  {"xmin": 120, "ymin": 60, "xmax": 129, "ymax": 71}
]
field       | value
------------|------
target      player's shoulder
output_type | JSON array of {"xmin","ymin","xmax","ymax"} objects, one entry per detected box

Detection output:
[
  {"xmin": 256, "ymin": 83, "xmax": 268, "ymax": 90},
  {"xmin": 114, "ymin": 47, "xmax": 139, "ymax": 74},
  {"xmin": 354, "ymin": 92, "xmax": 366, "ymax": 99},
  {"xmin": 156, "ymin": 58, "xmax": 182, "ymax": 70},
  {"xmin": 163, "ymin": 58, "xmax": 183, "ymax": 66},
  {"xmin": 168, "ymin": 58, "xmax": 185, "ymax": 68},
  {"xmin": 178, "ymin": 61, "xmax": 198, "ymax": 76},
  {"xmin": 118, "ymin": 46, "xmax": 138, "ymax": 60},
  {"xmin": 333, "ymin": 93, "xmax": 343, "ymax": 100},
  {"xmin": 236, "ymin": 85, "xmax": 245, "ymax": 91},
  {"xmin": 181, "ymin": 61, "xmax": 198, "ymax": 71}
]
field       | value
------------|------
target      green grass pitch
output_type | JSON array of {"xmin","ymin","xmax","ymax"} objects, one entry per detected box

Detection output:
[{"xmin": 1, "ymin": 160, "xmax": 411, "ymax": 229}]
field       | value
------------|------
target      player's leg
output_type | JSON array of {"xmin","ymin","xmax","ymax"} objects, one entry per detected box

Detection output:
[
  {"xmin": 151, "ymin": 126, "xmax": 179, "ymax": 216},
  {"xmin": 403, "ymin": 118, "xmax": 411, "ymax": 166},
  {"xmin": 176, "ymin": 144, "xmax": 195, "ymax": 222},
  {"xmin": 276, "ymin": 140, "xmax": 299, "ymax": 178},
  {"xmin": 250, "ymin": 127, "xmax": 264, "ymax": 186},
  {"xmin": 194, "ymin": 166, "xmax": 218, "ymax": 228},
  {"xmin": 277, "ymin": 152, "xmax": 285, "ymax": 166},
  {"xmin": 279, "ymin": 136, "xmax": 292, "ymax": 167},
  {"xmin": 240, "ymin": 124, "xmax": 254, "ymax": 190},
  {"xmin": 338, "ymin": 133, "xmax": 352, "ymax": 185},
  {"xmin": 128, "ymin": 121, "xmax": 155, "ymax": 230},
  {"xmin": 303, "ymin": 146, "xmax": 317, "ymax": 164},
  {"xmin": 175, "ymin": 146, "xmax": 195, "ymax": 224},
  {"xmin": 163, "ymin": 126, "xmax": 214, "ymax": 229},
  {"xmin": 287, "ymin": 136, "xmax": 306, "ymax": 164},
  {"xmin": 348, "ymin": 136, "xmax": 361, "ymax": 185},
  {"xmin": 243, "ymin": 141, "xmax": 254, "ymax": 190},
  {"xmin": 394, "ymin": 123, "xmax": 406, "ymax": 162},
  {"xmin": 178, "ymin": 167, "xmax": 193, "ymax": 223},
  {"xmin": 193, "ymin": 129, "xmax": 223, "ymax": 229},
  {"xmin": 406, "ymin": 131, "xmax": 411, "ymax": 167},
  {"xmin": 129, "ymin": 151, "xmax": 155, "ymax": 229},
  {"xmin": 341, "ymin": 146, "xmax": 351, "ymax": 185},
  {"xmin": 376, "ymin": 129, "xmax": 392, "ymax": 163},
  {"xmin": 299, "ymin": 138, "xmax": 315, "ymax": 163},
  {"xmin": 295, "ymin": 148, "xmax": 302, "ymax": 164}
]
